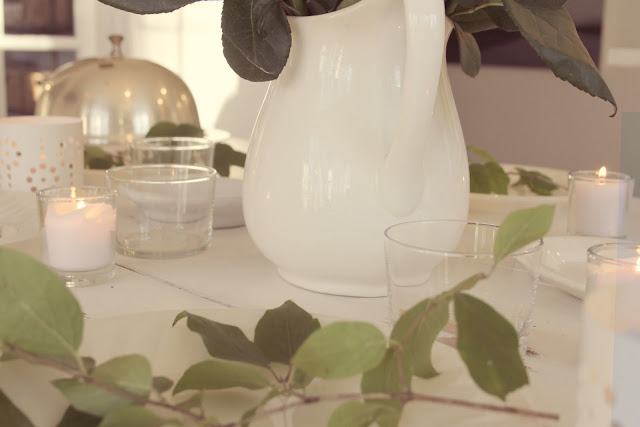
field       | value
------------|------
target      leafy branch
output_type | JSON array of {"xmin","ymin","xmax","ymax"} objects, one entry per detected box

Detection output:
[
  {"xmin": 0, "ymin": 205, "xmax": 556, "ymax": 426},
  {"xmin": 97, "ymin": 0, "xmax": 615, "ymax": 112},
  {"xmin": 467, "ymin": 145, "xmax": 562, "ymax": 195}
]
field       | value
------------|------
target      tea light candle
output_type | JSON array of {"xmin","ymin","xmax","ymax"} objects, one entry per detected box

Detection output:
[
  {"xmin": 37, "ymin": 186, "xmax": 117, "ymax": 285},
  {"xmin": 568, "ymin": 167, "xmax": 634, "ymax": 237}
]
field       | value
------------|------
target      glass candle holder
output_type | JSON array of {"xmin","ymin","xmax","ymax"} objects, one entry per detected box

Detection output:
[
  {"xmin": 384, "ymin": 220, "xmax": 542, "ymax": 355},
  {"xmin": 36, "ymin": 186, "xmax": 117, "ymax": 287},
  {"xmin": 129, "ymin": 136, "xmax": 215, "ymax": 167},
  {"xmin": 106, "ymin": 164, "xmax": 217, "ymax": 259},
  {"xmin": 577, "ymin": 243, "xmax": 640, "ymax": 426},
  {"xmin": 567, "ymin": 169, "xmax": 634, "ymax": 238}
]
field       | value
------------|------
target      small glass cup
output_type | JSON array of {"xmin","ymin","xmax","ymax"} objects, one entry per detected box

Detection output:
[
  {"xmin": 129, "ymin": 136, "xmax": 215, "ymax": 167},
  {"xmin": 577, "ymin": 243, "xmax": 640, "ymax": 425},
  {"xmin": 384, "ymin": 220, "xmax": 542, "ymax": 355},
  {"xmin": 36, "ymin": 186, "xmax": 117, "ymax": 287},
  {"xmin": 106, "ymin": 164, "xmax": 217, "ymax": 258},
  {"xmin": 567, "ymin": 170, "xmax": 634, "ymax": 238}
]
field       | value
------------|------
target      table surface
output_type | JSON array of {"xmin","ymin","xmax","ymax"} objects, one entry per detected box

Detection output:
[{"xmin": 3, "ymin": 193, "xmax": 640, "ymax": 427}]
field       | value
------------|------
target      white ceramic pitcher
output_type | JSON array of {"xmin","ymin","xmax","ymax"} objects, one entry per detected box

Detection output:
[{"xmin": 244, "ymin": 0, "xmax": 469, "ymax": 297}]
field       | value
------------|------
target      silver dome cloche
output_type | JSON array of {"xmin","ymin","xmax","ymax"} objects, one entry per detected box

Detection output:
[{"xmin": 36, "ymin": 35, "xmax": 200, "ymax": 146}]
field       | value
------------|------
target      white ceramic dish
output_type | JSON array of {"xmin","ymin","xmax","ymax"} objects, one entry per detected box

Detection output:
[
  {"xmin": 540, "ymin": 236, "xmax": 623, "ymax": 299},
  {"xmin": 0, "ymin": 308, "xmax": 539, "ymax": 427},
  {"xmin": 468, "ymin": 164, "xmax": 568, "ymax": 234},
  {"xmin": 0, "ymin": 191, "xmax": 39, "ymax": 245}
]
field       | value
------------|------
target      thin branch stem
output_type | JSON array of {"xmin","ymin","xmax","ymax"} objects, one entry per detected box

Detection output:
[
  {"xmin": 220, "ymin": 390, "xmax": 558, "ymax": 427},
  {"xmin": 451, "ymin": 0, "xmax": 503, "ymax": 17},
  {"xmin": 5, "ymin": 344, "xmax": 206, "ymax": 423}
]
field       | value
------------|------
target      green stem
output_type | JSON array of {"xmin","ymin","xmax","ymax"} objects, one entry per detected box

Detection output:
[{"xmin": 451, "ymin": 0, "xmax": 503, "ymax": 17}]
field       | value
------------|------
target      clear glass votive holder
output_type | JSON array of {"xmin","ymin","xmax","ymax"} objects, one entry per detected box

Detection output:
[
  {"xmin": 106, "ymin": 164, "xmax": 217, "ymax": 258},
  {"xmin": 577, "ymin": 243, "xmax": 640, "ymax": 426},
  {"xmin": 36, "ymin": 186, "xmax": 117, "ymax": 287},
  {"xmin": 129, "ymin": 136, "xmax": 215, "ymax": 167},
  {"xmin": 385, "ymin": 220, "xmax": 543, "ymax": 355},
  {"xmin": 567, "ymin": 170, "xmax": 634, "ymax": 238}
]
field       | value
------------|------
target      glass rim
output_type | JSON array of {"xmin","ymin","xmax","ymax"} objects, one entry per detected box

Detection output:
[
  {"xmin": 106, "ymin": 164, "xmax": 217, "ymax": 184},
  {"xmin": 384, "ymin": 219, "xmax": 543, "ymax": 258},
  {"xmin": 587, "ymin": 242, "xmax": 640, "ymax": 268},
  {"xmin": 131, "ymin": 136, "xmax": 214, "ymax": 151},
  {"xmin": 36, "ymin": 185, "xmax": 116, "ymax": 203},
  {"xmin": 569, "ymin": 169, "xmax": 634, "ymax": 184}
]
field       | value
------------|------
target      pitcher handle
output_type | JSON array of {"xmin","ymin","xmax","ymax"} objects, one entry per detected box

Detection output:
[{"xmin": 380, "ymin": 0, "xmax": 445, "ymax": 217}]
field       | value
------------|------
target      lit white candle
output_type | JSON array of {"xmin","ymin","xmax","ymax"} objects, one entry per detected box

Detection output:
[
  {"xmin": 568, "ymin": 167, "xmax": 634, "ymax": 237},
  {"xmin": 43, "ymin": 189, "xmax": 116, "ymax": 272}
]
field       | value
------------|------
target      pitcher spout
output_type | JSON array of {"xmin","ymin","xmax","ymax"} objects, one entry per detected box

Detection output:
[{"xmin": 380, "ymin": 0, "xmax": 445, "ymax": 217}]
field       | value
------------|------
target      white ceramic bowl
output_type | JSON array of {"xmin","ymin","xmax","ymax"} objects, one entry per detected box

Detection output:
[{"xmin": 468, "ymin": 163, "xmax": 569, "ymax": 235}]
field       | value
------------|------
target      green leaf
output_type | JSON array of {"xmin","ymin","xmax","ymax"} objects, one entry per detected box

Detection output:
[
  {"xmin": 254, "ymin": 300, "xmax": 321, "ymax": 365},
  {"xmin": 454, "ymin": 23, "xmax": 481, "ymax": 78},
  {"xmin": 328, "ymin": 400, "xmax": 400, "ymax": 427},
  {"xmin": 291, "ymin": 368, "xmax": 313, "ymax": 389},
  {"xmin": 390, "ymin": 297, "xmax": 449, "ymax": 379},
  {"xmin": 98, "ymin": 405, "xmax": 175, "ymax": 427},
  {"xmin": 174, "ymin": 392, "xmax": 203, "ymax": 411},
  {"xmin": 293, "ymin": 322, "xmax": 386, "ymax": 379},
  {"xmin": 0, "ymin": 389, "xmax": 34, "ymax": 427},
  {"xmin": 336, "ymin": 0, "xmax": 360, "ymax": 10},
  {"xmin": 173, "ymin": 123, "xmax": 205, "ymax": 137},
  {"xmin": 469, "ymin": 161, "xmax": 509, "ymax": 195},
  {"xmin": 451, "ymin": 9, "xmax": 499, "ymax": 34},
  {"xmin": 221, "ymin": 0, "xmax": 291, "ymax": 82},
  {"xmin": 145, "ymin": 121, "xmax": 177, "ymax": 137},
  {"xmin": 454, "ymin": 293, "xmax": 528, "ymax": 400},
  {"xmin": 513, "ymin": 167, "xmax": 559, "ymax": 196},
  {"xmin": 97, "ymin": 0, "xmax": 200, "ymax": 14},
  {"xmin": 174, "ymin": 311, "xmax": 269, "ymax": 367},
  {"xmin": 214, "ymin": 143, "xmax": 247, "ymax": 177},
  {"xmin": 493, "ymin": 204, "xmax": 554, "ymax": 263},
  {"xmin": 502, "ymin": 0, "xmax": 616, "ymax": 113},
  {"xmin": 0, "ymin": 249, "xmax": 83, "ymax": 358},
  {"xmin": 56, "ymin": 406, "xmax": 102, "ymax": 427},
  {"xmin": 485, "ymin": 7, "xmax": 519, "ymax": 32},
  {"xmin": 151, "ymin": 376, "xmax": 173, "ymax": 394},
  {"xmin": 173, "ymin": 359, "xmax": 271, "ymax": 394},
  {"xmin": 53, "ymin": 355, "xmax": 152, "ymax": 416},
  {"xmin": 466, "ymin": 144, "xmax": 496, "ymax": 163},
  {"xmin": 360, "ymin": 348, "xmax": 409, "ymax": 395}
]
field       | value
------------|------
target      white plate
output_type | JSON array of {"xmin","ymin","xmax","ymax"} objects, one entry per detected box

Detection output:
[
  {"xmin": 0, "ymin": 191, "xmax": 39, "ymax": 245},
  {"xmin": 0, "ymin": 309, "xmax": 539, "ymax": 427},
  {"xmin": 469, "ymin": 164, "xmax": 568, "ymax": 234},
  {"xmin": 540, "ymin": 236, "xmax": 623, "ymax": 299}
]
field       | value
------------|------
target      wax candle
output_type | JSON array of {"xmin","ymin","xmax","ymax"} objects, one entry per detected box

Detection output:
[
  {"xmin": 37, "ymin": 186, "xmax": 117, "ymax": 286},
  {"xmin": 577, "ymin": 243, "xmax": 640, "ymax": 426},
  {"xmin": 568, "ymin": 167, "xmax": 634, "ymax": 238}
]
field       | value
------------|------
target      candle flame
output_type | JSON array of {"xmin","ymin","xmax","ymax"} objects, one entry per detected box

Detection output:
[
  {"xmin": 70, "ymin": 186, "xmax": 86, "ymax": 209},
  {"xmin": 598, "ymin": 166, "xmax": 607, "ymax": 178}
]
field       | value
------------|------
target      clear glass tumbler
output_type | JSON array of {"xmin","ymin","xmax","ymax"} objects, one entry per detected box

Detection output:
[
  {"xmin": 577, "ymin": 243, "xmax": 640, "ymax": 426},
  {"xmin": 106, "ymin": 164, "xmax": 217, "ymax": 258},
  {"xmin": 385, "ymin": 220, "xmax": 542, "ymax": 354},
  {"xmin": 36, "ymin": 186, "xmax": 117, "ymax": 286},
  {"xmin": 129, "ymin": 136, "xmax": 215, "ymax": 167}
]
